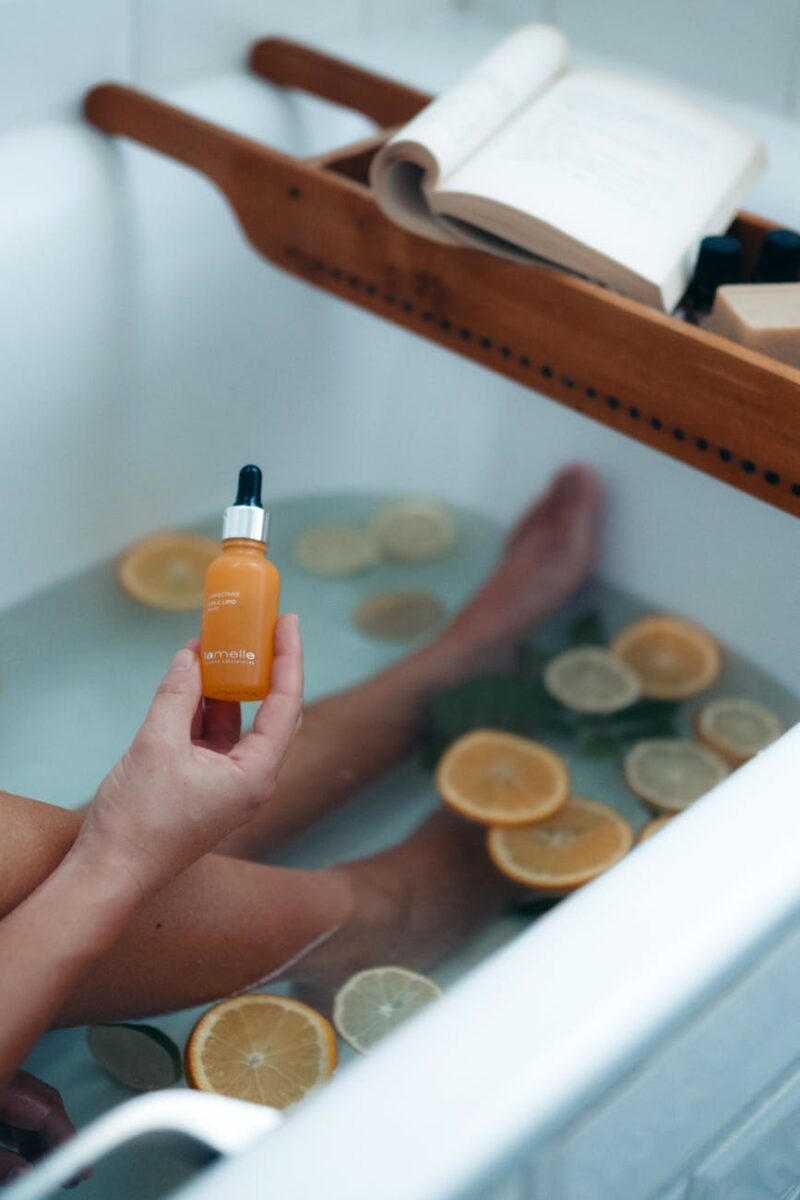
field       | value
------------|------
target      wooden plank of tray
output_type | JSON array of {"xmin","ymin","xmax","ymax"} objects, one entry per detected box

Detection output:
[{"xmin": 85, "ymin": 41, "xmax": 800, "ymax": 518}]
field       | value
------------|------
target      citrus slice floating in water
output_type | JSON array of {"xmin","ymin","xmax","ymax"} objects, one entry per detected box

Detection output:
[
  {"xmin": 624, "ymin": 738, "xmax": 729, "ymax": 812},
  {"xmin": 695, "ymin": 697, "xmax": 784, "ymax": 766},
  {"xmin": 372, "ymin": 500, "xmax": 456, "ymax": 564},
  {"xmin": 294, "ymin": 526, "xmax": 380, "ymax": 577},
  {"xmin": 333, "ymin": 967, "xmax": 441, "ymax": 1054},
  {"xmin": 87, "ymin": 1024, "xmax": 182, "ymax": 1092},
  {"xmin": 118, "ymin": 532, "xmax": 219, "ymax": 610},
  {"xmin": 354, "ymin": 590, "xmax": 446, "ymax": 641},
  {"xmin": 543, "ymin": 646, "xmax": 641, "ymax": 714},
  {"xmin": 436, "ymin": 729, "xmax": 569, "ymax": 827},
  {"xmin": 185, "ymin": 994, "xmax": 336, "ymax": 1110},
  {"xmin": 487, "ymin": 797, "xmax": 633, "ymax": 891},
  {"xmin": 611, "ymin": 615, "xmax": 721, "ymax": 700}
]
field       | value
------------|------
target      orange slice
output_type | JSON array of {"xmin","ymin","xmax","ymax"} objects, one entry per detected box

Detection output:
[
  {"xmin": 436, "ymin": 730, "xmax": 569, "ymax": 827},
  {"xmin": 118, "ymin": 532, "xmax": 219, "ymax": 611},
  {"xmin": 611, "ymin": 615, "xmax": 721, "ymax": 700},
  {"xmin": 637, "ymin": 814, "xmax": 674, "ymax": 843},
  {"xmin": 333, "ymin": 967, "xmax": 441, "ymax": 1054},
  {"xmin": 543, "ymin": 647, "xmax": 641, "ymax": 713},
  {"xmin": 695, "ymin": 697, "xmax": 784, "ymax": 766},
  {"xmin": 487, "ymin": 798, "xmax": 633, "ymax": 891},
  {"xmin": 185, "ymin": 994, "xmax": 336, "ymax": 1110},
  {"xmin": 624, "ymin": 738, "xmax": 729, "ymax": 812}
]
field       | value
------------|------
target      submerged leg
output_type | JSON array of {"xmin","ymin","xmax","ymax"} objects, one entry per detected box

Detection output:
[{"xmin": 219, "ymin": 464, "xmax": 602, "ymax": 857}]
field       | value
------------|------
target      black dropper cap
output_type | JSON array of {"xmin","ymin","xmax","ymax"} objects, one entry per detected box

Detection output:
[
  {"xmin": 222, "ymin": 465, "xmax": 268, "ymax": 541},
  {"xmin": 689, "ymin": 235, "xmax": 742, "ymax": 311},
  {"xmin": 753, "ymin": 229, "xmax": 800, "ymax": 283},
  {"xmin": 234, "ymin": 464, "xmax": 263, "ymax": 508}
]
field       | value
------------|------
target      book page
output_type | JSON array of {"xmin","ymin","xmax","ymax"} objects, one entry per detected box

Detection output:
[
  {"xmin": 434, "ymin": 71, "xmax": 764, "ymax": 299},
  {"xmin": 370, "ymin": 24, "xmax": 569, "ymax": 241}
]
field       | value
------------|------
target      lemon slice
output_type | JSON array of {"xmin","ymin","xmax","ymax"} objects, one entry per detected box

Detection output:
[
  {"xmin": 695, "ymin": 697, "xmax": 784, "ymax": 766},
  {"xmin": 354, "ymin": 590, "xmax": 446, "ymax": 640},
  {"xmin": 372, "ymin": 500, "xmax": 457, "ymax": 564},
  {"xmin": 294, "ymin": 526, "xmax": 380, "ymax": 577},
  {"xmin": 118, "ymin": 532, "xmax": 219, "ymax": 610},
  {"xmin": 543, "ymin": 647, "xmax": 641, "ymax": 714},
  {"xmin": 487, "ymin": 798, "xmax": 633, "ymax": 890},
  {"xmin": 333, "ymin": 967, "xmax": 441, "ymax": 1053},
  {"xmin": 624, "ymin": 738, "xmax": 729, "ymax": 812},
  {"xmin": 637, "ymin": 815, "xmax": 674, "ymax": 843},
  {"xmin": 185, "ymin": 994, "xmax": 336, "ymax": 1110},
  {"xmin": 611, "ymin": 615, "xmax": 721, "ymax": 700},
  {"xmin": 87, "ymin": 1024, "xmax": 182, "ymax": 1092},
  {"xmin": 436, "ymin": 729, "xmax": 569, "ymax": 827}
]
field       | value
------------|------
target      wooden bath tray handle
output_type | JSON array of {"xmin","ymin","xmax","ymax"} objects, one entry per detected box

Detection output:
[
  {"xmin": 250, "ymin": 37, "xmax": 430, "ymax": 127},
  {"xmin": 85, "ymin": 40, "xmax": 800, "ymax": 519}
]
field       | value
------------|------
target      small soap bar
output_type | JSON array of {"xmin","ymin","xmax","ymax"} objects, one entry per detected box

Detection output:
[{"xmin": 707, "ymin": 283, "xmax": 800, "ymax": 369}]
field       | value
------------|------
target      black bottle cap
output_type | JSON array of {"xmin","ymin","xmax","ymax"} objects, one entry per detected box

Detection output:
[
  {"xmin": 754, "ymin": 229, "xmax": 800, "ymax": 283},
  {"xmin": 234, "ymin": 464, "xmax": 263, "ymax": 508},
  {"xmin": 689, "ymin": 235, "xmax": 742, "ymax": 310}
]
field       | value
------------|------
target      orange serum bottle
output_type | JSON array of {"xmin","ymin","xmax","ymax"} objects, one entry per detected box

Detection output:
[{"xmin": 200, "ymin": 465, "xmax": 280, "ymax": 702}]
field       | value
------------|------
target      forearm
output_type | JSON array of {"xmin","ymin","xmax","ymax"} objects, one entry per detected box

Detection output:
[
  {"xmin": 0, "ymin": 790, "xmax": 352, "ymax": 1032},
  {"xmin": 0, "ymin": 849, "xmax": 146, "ymax": 1091},
  {"xmin": 55, "ymin": 854, "xmax": 352, "ymax": 1026}
]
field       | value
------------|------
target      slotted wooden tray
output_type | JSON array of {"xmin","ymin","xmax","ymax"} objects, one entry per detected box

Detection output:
[{"xmin": 85, "ymin": 38, "xmax": 800, "ymax": 518}]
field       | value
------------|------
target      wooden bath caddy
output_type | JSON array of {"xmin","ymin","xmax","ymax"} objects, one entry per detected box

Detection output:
[{"xmin": 85, "ymin": 39, "xmax": 800, "ymax": 518}]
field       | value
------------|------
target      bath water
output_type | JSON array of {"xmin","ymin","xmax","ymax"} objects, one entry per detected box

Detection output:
[{"xmin": 1, "ymin": 491, "xmax": 797, "ymax": 1199}]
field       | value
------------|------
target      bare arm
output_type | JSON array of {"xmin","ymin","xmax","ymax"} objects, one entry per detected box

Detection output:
[
  {"xmin": 0, "ymin": 842, "xmax": 154, "ymax": 1090},
  {"xmin": 0, "ymin": 618, "xmax": 305, "ymax": 1090},
  {"xmin": 0, "ymin": 790, "xmax": 351, "ymax": 1031}
]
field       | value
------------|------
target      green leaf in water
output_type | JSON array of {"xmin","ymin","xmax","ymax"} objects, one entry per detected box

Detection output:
[
  {"xmin": 579, "ymin": 734, "xmax": 623, "ymax": 759},
  {"xmin": 422, "ymin": 614, "xmax": 683, "ymax": 770},
  {"xmin": 513, "ymin": 640, "xmax": 553, "ymax": 675},
  {"xmin": 567, "ymin": 609, "xmax": 608, "ymax": 647}
]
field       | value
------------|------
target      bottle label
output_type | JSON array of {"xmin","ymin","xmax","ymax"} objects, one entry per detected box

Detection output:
[
  {"xmin": 206, "ymin": 590, "xmax": 241, "ymax": 612},
  {"xmin": 203, "ymin": 649, "xmax": 257, "ymax": 664}
]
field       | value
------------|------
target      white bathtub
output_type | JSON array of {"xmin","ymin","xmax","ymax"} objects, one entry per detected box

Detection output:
[{"xmin": 3, "ymin": 11, "xmax": 800, "ymax": 1200}]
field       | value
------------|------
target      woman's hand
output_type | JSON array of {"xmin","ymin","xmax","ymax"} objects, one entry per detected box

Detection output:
[
  {"xmin": 0, "ymin": 1072, "xmax": 79, "ymax": 1187},
  {"xmin": 75, "ymin": 613, "xmax": 303, "ymax": 898}
]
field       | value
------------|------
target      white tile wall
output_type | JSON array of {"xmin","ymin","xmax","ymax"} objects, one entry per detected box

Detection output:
[
  {"xmin": 476, "ymin": 0, "xmax": 800, "ymax": 115},
  {"xmin": 0, "ymin": 0, "xmax": 131, "ymax": 134},
  {"xmin": 788, "ymin": 34, "xmax": 800, "ymax": 117},
  {"xmin": 132, "ymin": 0, "xmax": 362, "ymax": 90},
  {"xmin": 0, "ymin": 0, "xmax": 799, "ymax": 122},
  {"xmin": 360, "ymin": 0, "xmax": 456, "ymax": 35}
]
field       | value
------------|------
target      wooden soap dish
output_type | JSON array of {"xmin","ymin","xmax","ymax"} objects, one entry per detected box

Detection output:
[{"xmin": 85, "ymin": 38, "xmax": 800, "ymax": 518}]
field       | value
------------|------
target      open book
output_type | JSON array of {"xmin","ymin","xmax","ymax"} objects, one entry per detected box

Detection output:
[{"xmin": 370, "ymin": 26, "xmax": 765, "ymax": 310}]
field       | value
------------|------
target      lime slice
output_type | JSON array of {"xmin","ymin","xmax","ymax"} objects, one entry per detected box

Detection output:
[
  {"xmin": 87, "ymin": 1024, "xmax": 182, "ymax": 1092},
  {"xmin": 543, "ymin": 647, "xmax": 641, "ymax": 714},
  {"xmin": 695, "ymin": 697, "xmax": 784, "ymax": 766},
  {"xmin": 353, "ymin": 591, "xmax": 445, "ymax": 640},
  {"xmin": 624, "ymin": 738, "xmax": 729, "ymax": 812},
  {"xmin": 294, "ymin": 527, "xmax": 380, "ymax": 577},
  {"xmin": 372, "ymin": 500, "xmax": 456, "ymax": 564},
  {"xmin": 333, "ymin": 967, "xmax": 441, "ymax": 1053}
]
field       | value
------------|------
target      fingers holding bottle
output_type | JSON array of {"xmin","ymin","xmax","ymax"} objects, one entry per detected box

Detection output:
[{"xmin": 232, "ymin": 613, "xmax": 304, "ymax": 791}]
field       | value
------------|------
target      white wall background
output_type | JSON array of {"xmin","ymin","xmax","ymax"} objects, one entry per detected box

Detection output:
[{"xmin": 1, "ymin": 0, "xmax": 800, "ymax": 124}]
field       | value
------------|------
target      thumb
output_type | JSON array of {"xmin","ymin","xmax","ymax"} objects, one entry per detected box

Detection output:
[{"xmin": 141, "ymin": 646, "xmax": 202, "ymax": 743}]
